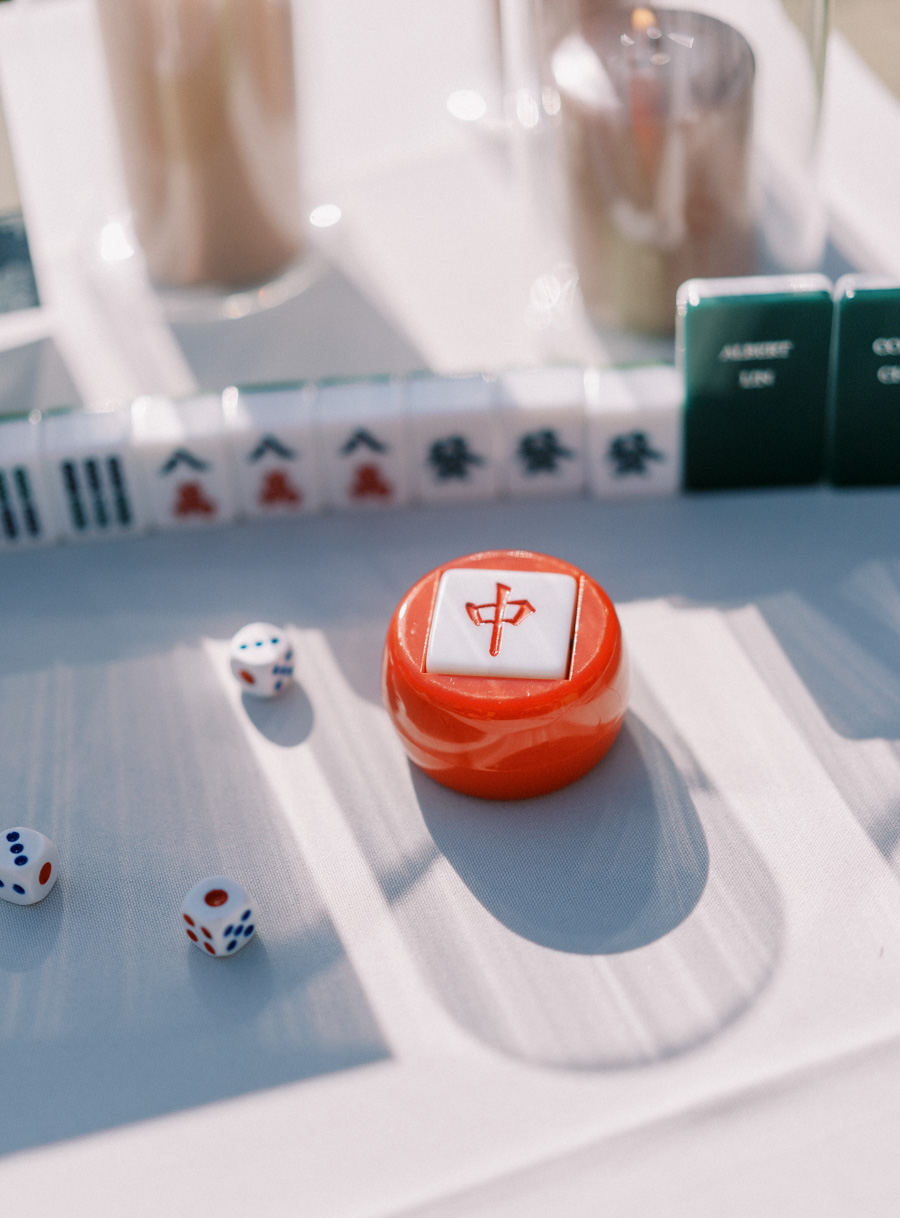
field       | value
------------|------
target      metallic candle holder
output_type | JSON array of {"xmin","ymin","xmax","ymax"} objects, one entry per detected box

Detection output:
[
  {"xmin": 555, "ymin": 7, "xmax": 754, "ymax": 334},
  {"xmin": 95, "ymin": 0, "xmax": 304, "ymax": 293},
  {"xmin": 535, "ymin": 0, "xmax": 830, "ymax": 335}
]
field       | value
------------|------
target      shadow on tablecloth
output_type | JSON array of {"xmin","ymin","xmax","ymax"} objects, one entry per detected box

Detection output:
[
  {"xmin": 2, "ymin": 486, "xmax": 898, "ymax": 1091},
  {"xmin": 304, "ymin": 627, "xmax": 782, "ymax": 1070},
  {"xmin": 0, "ymin": 645, "xmax": 387, "ymax": 1157}
]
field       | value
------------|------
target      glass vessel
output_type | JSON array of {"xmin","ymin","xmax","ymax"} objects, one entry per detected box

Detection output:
[
  {"xmin": 94, "ymin": 0, "xmax": 305, "ymax": 295},
  {"xmin": 534, "ymin": 0, "xmax": 830, "ymax": 334}
]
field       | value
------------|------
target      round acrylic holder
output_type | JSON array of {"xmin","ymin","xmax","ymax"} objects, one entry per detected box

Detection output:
[{"xmin": 382, "ymin": 549, "xmax": 630, "ymax": 800}]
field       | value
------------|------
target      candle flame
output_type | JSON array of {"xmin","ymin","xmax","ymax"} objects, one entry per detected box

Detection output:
[{"xmin": 631, "ymin": 7, "xmax": 658, "ymax": 34}]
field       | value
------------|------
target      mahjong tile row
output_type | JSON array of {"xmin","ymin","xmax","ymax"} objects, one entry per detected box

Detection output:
[{"xmin": 0, "ymin": 366, "xmax": 682, "ymax": 550}]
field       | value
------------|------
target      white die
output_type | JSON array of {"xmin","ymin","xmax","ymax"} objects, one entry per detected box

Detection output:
[
  {"xmin": 181, "ymin": 876, "xmax": 256, "ymax": 958},
  {"xmin": 0, "ymin": 827, "xmax": 60, "ymax": 905},
  {"xmin": 229, "ymin": 622, "xmax": 294, "ymax": 698}
]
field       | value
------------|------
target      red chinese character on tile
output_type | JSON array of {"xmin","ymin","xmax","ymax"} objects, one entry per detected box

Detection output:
[
  {"xmin": 466, "ymin": 583, "xmax": 535, "ymax": 657},
  {"xmin": 173, "ymin": 482, "xmax": 217, "ymax": 517},
  {"xmin": 258, "ymin": 470, "xmax": 302, "ymax": 506},
  {"xmin": 350, "ymin": 464, "xmax": 392, "ymax": 499}
]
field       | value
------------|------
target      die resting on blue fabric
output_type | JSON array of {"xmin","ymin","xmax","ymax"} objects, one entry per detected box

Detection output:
[
  {"xmin": 181, "ymin": 876, "xmax": 256, "ymax": 958},
  {"xmin": 229, "ymin": 621, "xmax": 294, "ymax": 699},
  {"xmin": 0, "ymin": 827, "xmax": 59, "ymax": 905}
]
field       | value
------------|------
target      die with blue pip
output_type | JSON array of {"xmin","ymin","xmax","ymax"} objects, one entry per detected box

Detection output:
[
  {"xmin": 229, "ymin": 621, "xmax": 294, "ymax": 698},
  {"xmin": 181, "ymin": 876, "xmax": 256, "ymax": 958},
  {"xmin": 0, "ymin": 827, "xmax": 59, "ymax": 905}
]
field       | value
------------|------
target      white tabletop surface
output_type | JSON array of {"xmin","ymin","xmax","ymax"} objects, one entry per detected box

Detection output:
[
  {"xmin": 1, "ymin": 487, "xmax": 900, "ymax": 1218},
  {"xmin": 2, "ymin": 4, "xmax": 900, "ymax": 1216}
]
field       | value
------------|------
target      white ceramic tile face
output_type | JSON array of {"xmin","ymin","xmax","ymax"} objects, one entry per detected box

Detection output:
[
  {"xmin": 225, "ymin": 387, "xmax": 320, "ymax": 517},
  {"xmin": 425, "ymin": 567, "xmax": 578, "ymax": 679},
  {"xmin": 317, "ymin": 380, "xmax": 408, "ymax": 509},
  {"xmin": 41, "ymin": 409, "xmax": 148, "ymax": 541},
  {"xmin": 408, "ymin": 375, "xmax": 499, "ymax": 503},
  {"xmin": 0, "ymin": 418, "xmax": 58, "ymax": 549},
  {"xmin": 497, "ymin": 367, "xmax": 587, "ymax": 497},
  {"xmin": 131, "ymin": 394, "xmax": 237, "ymax": 529},
  {"xmin": 586, "ymin": 366, "xmax": 684, "ymax": 499}
]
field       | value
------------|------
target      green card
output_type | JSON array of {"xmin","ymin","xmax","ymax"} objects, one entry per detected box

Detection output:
[
  {"xmin": 830, "ymin": 275, "xmax": 900, "ymax": 486},
  {"xmin": 677, "ymin": 275, "xmax": 833, "ymax": 490}
]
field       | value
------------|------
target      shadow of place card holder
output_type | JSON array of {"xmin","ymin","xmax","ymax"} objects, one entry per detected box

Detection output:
[
  {"xmin": 830, "ymin": 276, "xmax": 900, "ymax": 487},
  {"xmin": 677, "ymin": 274, "xmax": 834, "ymax": 490}
]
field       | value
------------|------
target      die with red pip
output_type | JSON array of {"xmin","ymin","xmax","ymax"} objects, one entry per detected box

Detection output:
[
  {"xmin": 182, "ymin": 876, "xmax": 256, "ymax": 958},
  {"xmin": 0, "ymin": 827, "xmax": 59, "ymax": 905},
  {"xmin": 229, "ymin": 621, "xmax": 294, "ymax": 698}
]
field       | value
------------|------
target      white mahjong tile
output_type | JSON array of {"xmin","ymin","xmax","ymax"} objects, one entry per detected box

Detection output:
[
  {"xmin": 408, "ymin": 374, "xmax": 500, "ymax": 503},
  {"xmin": 586, "ymin": 365, "xmax": 684, "ymax": 499},
  {"xmin": 497, "ymin": 366, "xmax": 587, "ymax": 498},
  {"xmin": 224, "ymin": 384, "xmax": 320, "ymax": 517},
  {"xmin": 41, "ymin": 408, "xmax": 148, "ymax": 541},
  {"xmin": 316, "ymin": 378, "xmax": 408, "ymax": 510},
  {"xmin": 425, "ymin": 566, "xmax": 578, "ymax": 679},
  {"xmin": 131, "ymin": 394, "xmax": 237, "ymax": 529}
]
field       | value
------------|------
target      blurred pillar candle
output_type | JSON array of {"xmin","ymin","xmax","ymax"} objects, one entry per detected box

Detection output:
[
  {"xmin": 553, "ymin": 6, "xmax": 755, "ymax": 335},
  {"xmin": 95, "ymin": 0, "xmax": 304, "ymax": 289}
]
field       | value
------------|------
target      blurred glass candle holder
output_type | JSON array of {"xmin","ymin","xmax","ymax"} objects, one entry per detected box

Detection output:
[
  {"xmin": 554, "ymin": 7, "xmax": 754, "ymax": 334},
  {"xmin": 539, "ymin": 1, "xmax": 830, "ymax": 336},
  {"xmin": 94, "ymin": 0, "xmax": 304, "ymax": 295}
]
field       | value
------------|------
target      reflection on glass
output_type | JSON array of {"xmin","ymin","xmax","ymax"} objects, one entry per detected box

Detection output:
[
  {"xmin": 99, "ymin": 219, "xmax": 136, "ymax": 263},
  {"xmin": 532, "ymin": 0, "xmax": 830, "ymax": 335},
  {"xmin": 95, "ymin": 0, "xmax": 304, "ymax": 290},
  {"xmin": 309, "ymin": 203, "xmax": 343, "ymax": 229},
  {"xmin": 554, "ymin": 7, "xmax": 756, "ymax": 334},
  {"xmin": 446, "ymin": 89, "xmax": 489, "ymax": 122}
]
